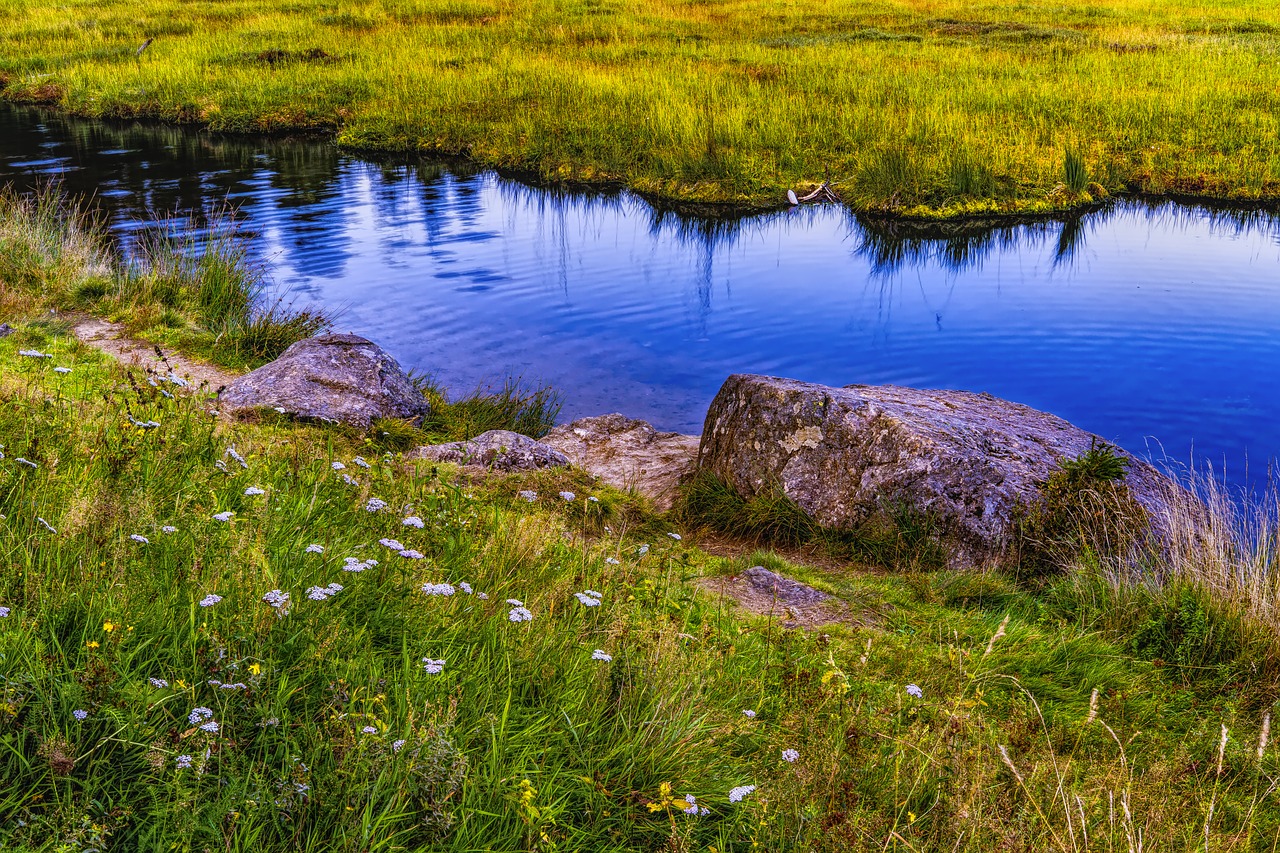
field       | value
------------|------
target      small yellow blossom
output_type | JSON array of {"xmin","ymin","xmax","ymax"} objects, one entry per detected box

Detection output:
[
  {"xmin": 103, "ymin": 621, "xmax": 116, "ymax": 633},
  {"xmin": 85, "ymin": 640, "xmax": 99, "ymax": 649},
  {"xmin": 248, "ymin": 663, "xmax": 261, "ymax": 676}
]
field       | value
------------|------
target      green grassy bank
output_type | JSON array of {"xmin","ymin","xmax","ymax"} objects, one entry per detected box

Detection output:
[
  {"xmin": 3, "ymin": 0, "xmax": 1280, "ymax": 217},
  {"xmin": 6, "ymin": 188, "xmax": 1280, "ymax": 850}
]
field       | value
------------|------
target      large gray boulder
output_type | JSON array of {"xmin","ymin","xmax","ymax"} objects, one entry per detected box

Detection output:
[
  {"xmin": 698, "ymin": 374, "xmax": 1179, "ymax": 567},
  {"xmin": 408, "ymin": 430, "xmax": 569, "ymax": 471},
  {"xmin": 218, "ymin": 334, "xmax": 427, "ymax": 427},
  {"xmin": 542, "ymin": 414, "xmax": 699, "ymax": 510}
]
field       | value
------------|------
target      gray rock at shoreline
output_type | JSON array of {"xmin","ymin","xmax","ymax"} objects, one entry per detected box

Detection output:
[
  {"xmin": 408, "ymin": 430, "xmax": 569, "ymax": 471},
  {"xmin": 697, "ymin": 374, "xmax": 1181, "ymax": 567},
  {"xmin": 542, "ymin": 414, "xmax": 699, "ymax": 510},
  {"xmin": 218, "ymin": 333, "xmax": 427, "ymax": 427}
]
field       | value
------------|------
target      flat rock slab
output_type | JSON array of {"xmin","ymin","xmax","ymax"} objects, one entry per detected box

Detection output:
[
  {"xmin": 698, "ymin": 374, "xmax": 1179, "ymax": 567},
  {"xmin": 408, "ymin": 430, "xmax": 569, "ymax": 471},
  {"xmin": 218, "ymin": 333, "xmax": 427, "ymax": 428},
  {"xmin": 541, "ymin": 414, "xmax": 698, "ymax": 510},
  {"xmin": 701, "ymin": 566, "xmax": 853, "ymax": 630}
]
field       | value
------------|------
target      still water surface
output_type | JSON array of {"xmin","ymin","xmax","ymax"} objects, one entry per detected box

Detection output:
[{"xmin": 3, "ymin": 105, "xmax": 1279, "ymax": 480}]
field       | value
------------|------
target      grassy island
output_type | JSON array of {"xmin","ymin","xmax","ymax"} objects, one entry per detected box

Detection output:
[
  {"xmin": 5, "ymin": 162, "xmax": 1280, "ymax": 851},
  {"xmin": 2, "ymin": 0, "xmax": 1280, "ymax": 216}
]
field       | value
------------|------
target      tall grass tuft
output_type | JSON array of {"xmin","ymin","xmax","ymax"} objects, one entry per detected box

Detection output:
[
  {"xmin": 1063, "ymin": 148, "xmax": 1089, "ymax": 194},
  {"xmin": 417, "ymin": 376, "xmax": 563, "ymax": 441}
]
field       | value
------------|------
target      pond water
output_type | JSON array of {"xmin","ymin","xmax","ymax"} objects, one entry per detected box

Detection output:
[{"xmin": 3, "ymin": 104, "xmax": 1279, "ymax": 482}]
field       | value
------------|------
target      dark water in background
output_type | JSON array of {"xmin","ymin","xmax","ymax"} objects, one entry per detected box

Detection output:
[{"xmin": 3, "ymin": 104, "xmax": 1280, "ymax": 481}]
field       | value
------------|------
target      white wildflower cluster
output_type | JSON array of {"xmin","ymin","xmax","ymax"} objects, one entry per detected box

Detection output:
[
  {"xmin": 212, "ymin": 511, "xmax": 234, "ymax": 522},
  {"xmin": 0, "ymin": 606, "xmax": 10, "ymax": 618},
  {"xmin": 161, "ymin": 525, "xmax": 178, "ymax": 534},
  {"xmin": 742, "ymin": 709, "xmax": 757, "ymax": 719},
  {"xmin": 130, "ymin": 534, "xmax": 149, "ymax": 544},
  {"xmin": 244, "ymin": 486, "xmax": 265, "ymax": 496},
  {"xmin": 781, "ymin": 749, "xmax": 800, "ymax": 763},
  {"xmin": 365, "ymin": 498, "xmax": 388, "ymax": 513},
  {"xmin": 73, "ymin": 709, "xmax": 88, "ymax": 721},
  {"xmin": 262, "ymin": 589, "xmax": 290, "ymax": 611},
  {"xmin": 667, "ymin": 532, "xmax": 682, "ymax": 541},
  {"xmin": 353, "ymin": 456, "xmax": 371, "ymax": 469},
  {"xmin": 19, "ymin": 349, "xmax": 52, "ymax": 358},
  {"xmin": 149, "ymin": 677, "xmax": 169, "ymax": 689},
  {"xmin": 399, "ymin": 549, "xmax": 424, "ymax": 559},
  {"xmin": 175, "ymin": 754, "xmax": 193, "ymax": 769},
  {"xmin": 476, "ymin": 592, "xmax": 489, "ymax": 600},
  {"xmin": 225, "ymin": 447, "xmax": 248, "ymax": 469},
  {"xmin": 306, "ymin": 583, "xmax": 344, "ymax": 601},
  {"xmin": 361, "ymin": 725, "xmax": 377, "ymax": 734},
  {"xmin": 17, "ymin": 458, "xmax": 38, "ymax": 469},
  {"xmin": 605, "ymin": 557, "xmax": 620, "ymax": 565},
  {"xmin": 53, "ymin": 366, "xmax": 72, "ymax": 374},
  {"xmin": 402, "ymin": 516, "xmax": 424, "ymax": 528},
  {"xmin": 728, "ymin": 785, "xmax": 756, "ymax": 804},
  {"xmin": 421, "ymin": 583, "xmax": 455, "ymax": 596},
  {"xmin": 392, "ymin": 739, "xmax": 407, "ymax": 753},
  {"xmin": 905, "ymin": 684, "xmax": 923, "ymax": 699},
  {"xmin": 343, "ymin": 557, "xmax": 377, "ymax": 573},
  {"xmin": 127, "ymin": 416, "xmax": 161, "ymax": 429},
  {"xmin": 342, "ymin": 474, "xmax": 359, "ymax": 487},
  {"xmin": 331, "ymin": 461, "xmax": 346, "ymax": 470},
  {"xmin": 574, "ymin": 590, "xmax": 603, "ymax": 607},
  {"xmin": 458, "ymin": 582, "xmax": 473, "ymax": 594},
  {"xmin": 421, "ymin": 657, "xmax": 445, "ymax": 675},
  {"xmin": 518, "ymin": 490, "xmax": 537, "ymax": 502},
  {"xmin": 379, "ymin": 538, "xmax": 406, "ymax": 551},
  {"xmin": 36, "ymin": 517, "xmax": 57, "ymax": 533},
  {"xmin": 212, "ymin": 681, "xmax": 248, "ymax": 691},
  {"xmin": 591, "ymin": 649, "xmax": 612, "ymax": 662},
  {"xmin": 587, "ymin": 496, "xmax": 600, "ymax": 504},
  {"xmin": 189, "ymin": 707, "xmax": 214, "ymax": 726},
  {"xmin": 199, "ymin": 593, "xmax": 223, "ymax": 608},
  {"xmin": 305, "ymin": 543, "xmax": 324, "ymax": 554},
  {"xmin": 637, "ymin": 544, "xmax": 650, "ymax": 556},
  {"xmin": 508, "ymin": 605, "xmax": 534, "ymax": 623},
  {"xmin": 682, "ymin": 794, "xmax": 710, "ymax": 817},
  {"xmin": 559, "ymin": 491, "xmax": 575, "ymax": 501}
]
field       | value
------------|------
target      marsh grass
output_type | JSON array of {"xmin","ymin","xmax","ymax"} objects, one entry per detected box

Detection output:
[
  {"xmin": 3, "ymin": 0, "xmax": 1280, "ymax": 215},
  {"xmin": 0, "ymin": 186, "xmax": 330, "ymax": 368},
  {"xmin": 417, "ymin": 376, "xmax": 563, "ymax": 442}
]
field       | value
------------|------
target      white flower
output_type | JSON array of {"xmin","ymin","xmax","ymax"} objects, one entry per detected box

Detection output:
[
  {"xmin": 361, "ymin": 726, "xmax": 377, "ymax": 734},
  {"xmin": 161, "ymin": 525, "xmax": 177, "ymax": 534},
  {"xmin": 399, "ymin": 549, "xmax": 425, "ymax": 559},
  {"xmin": 506, "ymin": 598, "xmax": 523, "ymax": 606},
  {"xmin": 637, "ymin": 544, "xmax": 649, "ymax": 556},
  {"xmin": 225, "ymin": 447, "xmax": 248, "ymax": 468},
  {"xmin": 353, "ymin": 456, "xmax": 371, "ymax": 469},
  {"xmin": 421, "ymin": 583, "xmax": 456, "ymax": 596},
  {"xmin": 458, "ymin": 582, "xmax": 473, "ymax": 594},
  {"xmin": 681, "ymin": 795, "xmax": 708, "ymax": 816},
  {"xmin": 36, "ymin": 517, "xmax": 56, "ymax": 533},
  {"xmin": 559, "ymin": 491, "xmax": 575, "ymax": 501},
  {"xmin": 905, "ymin": 684, "xmax": 923, "ymax": 699},
  {"xmin": 212, "ymin": 511, "xmax": 234, "ymax": 522},
  {"xmin": 365, "ymin": 498, "xmax": 387, "ymax": 513},
  {"xmin": 130, "ymin": 533, "xmax": 149, "ymax": 544},
  {"xmin": 199, "ymin": 720, "xmax": 220, "ymax": 733},
  {"xmin": 587, "ymin": 496, "xmax": 600, "ymax": 503},
  {"xmin": 591, "ymin": 649, "xmax": 612, "ymax": 662},
  {"xmin": 605, "ymin": 557, "xmax": 620, "ymax": 565},
  {"xmin": 305, "ymin": 544, "xmax": 324, "ymax": 554},
  {"xmin": 668, "ymin": 532, "xmax": 682, "ymax": 541},
  {"xmin": 54, "ymin": 366, "xmax": 71, "ymax": 374},
  {"xmin": 518, "ymin": 490, "xmax": 537, "ymax": 502},
  {"xmin": 73, "ymin": 709, "xmax": 88, "ymax": 721},
  {"xmin": 508, "ymin": 606, "xmax": 534, "ymax": 623},
  {"xmin": 307, "ymin": 585, "xmax": 338, "ymax": 601},
  {"xmin": 198, "ymin": 594, "xmax": 222, "ymax": 607},
  {"xmin": 342, "ymin": 474, "xmax": 359, "ymax": 486},
  {"xmin": 421, "ymin": 657, "xmax": 445, "ymax": 675},
  {"xmin": 476, "ymin": 592, "xmax": 489, "ymax": 600},
  {"xmin": 574, "ymin": 592, "xmax": 602, "ymax": 607},
  {"xmin": 331, "ymin": 461, "xmax": 346, "ymax": 470},
  {"xmin": 19, "ymin": 349, "xmax": 51, "ymax": 358},
  {"xmin": 728, "ymin": 785, "xmax": 756, "ymax": 803},
  {"xmin": 582, "ymin": 589, "xmax": 602, "ymax": 598},
  {"xmin": 274, "ymin": 407, "xmax": 286, "ymax": 414},
  {"xmin": 219, "ymin": 682, "xmax": 247, "ymax": 690},
  {"xmin": 343, "ymin": 557, "xmax": 376, "ymax": 572},
  {"xmin": 379, "ymin": 538, "xmax": 406, "ymax": 551},
  {"xmin": 262, "ymin": 589, "xmax": 290, "ymax": 610},
  {"xmin": 17, "ymin": 458, "xmax": 38, "ymax": 469},
  {"xmin": 402, "ymin": 516, "xmax": 424, "ymax": 528},
  {"xmin": 742, "ymin": 709, "xmax": 756, "ymax": 718},
  {"xmin": 0, "ymin": 606, "xmax": 10, "ymax": 618},
  {"xmin": 149, "ymin": 677, "xmax": 169, "ymax": 688},
  {"xmin": 188, "ymin": 707, "xmax": 214, "ymax": 725},
  {"xmin": 392, "ymin": 739, "xmax": 407, "ymax": 752},
  {"xmin": 175, "ymin": 754, "xmax": 193, "ymax": 769},
  {"xmin": 782, "ymin": 749, "xmax": 799, "ymax": 763},
  {"xmin": 244, "ymin": 487, "xmax": 265, "ymax": 496}
]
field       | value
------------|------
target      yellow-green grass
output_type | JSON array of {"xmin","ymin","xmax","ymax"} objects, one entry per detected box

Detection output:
[{"xmin": 3, "ymin": 0, "xmax": 1280, "ymax": 217}]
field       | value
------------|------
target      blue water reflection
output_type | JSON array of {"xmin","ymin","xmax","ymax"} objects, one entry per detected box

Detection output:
[{"xmin": 2, "ymin": 104, "xmax": 1278, "ymax": 481}]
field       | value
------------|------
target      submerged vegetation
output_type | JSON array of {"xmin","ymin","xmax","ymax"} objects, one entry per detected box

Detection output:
[
  {"xmin": 7, "ymin": 183, "xmax": 1280, "ymax": 849},
  {"xmin": 1, "ymin": 0, "xmax": 1279, "ymax": 216}
]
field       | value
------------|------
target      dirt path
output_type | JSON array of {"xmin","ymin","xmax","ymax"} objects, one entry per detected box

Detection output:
[{"xmin": 72, "ymin": 317, "xmax": 238, "ymax": 392}]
